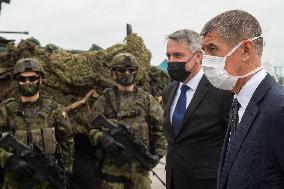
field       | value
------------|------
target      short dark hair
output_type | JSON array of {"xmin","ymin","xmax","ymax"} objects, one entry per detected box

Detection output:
[{"xmin": 201, "ymin": 10, "xmax": 264, "ymax": 56}]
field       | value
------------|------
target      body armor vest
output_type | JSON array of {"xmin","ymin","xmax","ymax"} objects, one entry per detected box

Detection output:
[
  {"xmin": 5, "ymin": 97, "xmax": 57, "ymax": 155},
  {"xmin": 105, "ymin": 87, "xmax": 150, "ymax": 145}
]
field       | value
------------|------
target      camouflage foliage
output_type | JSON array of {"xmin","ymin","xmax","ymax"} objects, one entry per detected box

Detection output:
[{"xmin": 0, "ymin": 33, "xmax": 170, "ymax": 134}]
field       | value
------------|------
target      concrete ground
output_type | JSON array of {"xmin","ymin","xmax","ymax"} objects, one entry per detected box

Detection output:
[{"xmin": 150, "ymin": 157, "xmax": 166, "ymax": 189}]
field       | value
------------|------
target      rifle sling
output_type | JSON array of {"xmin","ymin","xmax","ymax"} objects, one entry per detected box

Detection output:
[
  {"xmin": 113, "ymin": 86, "xmax": 122, "ymax": 121},
  {"xmin": 18, "ymin": 103, "xmax": 33, "ymax": 145},
  {"xmin": 109, "ymin": 86, "xmax": 140, "ymax": 121}
]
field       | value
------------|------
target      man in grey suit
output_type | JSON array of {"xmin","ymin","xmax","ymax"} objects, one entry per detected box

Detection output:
[
  {"xmin": 201, "ymin": 10, "xmax": 284, "ymax": 188},
  {"xmin": 162, "ymin": 29, "xmax": 232, "ymax": 189}
]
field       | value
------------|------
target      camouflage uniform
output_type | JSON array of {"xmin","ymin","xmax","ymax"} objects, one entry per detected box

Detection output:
[
  {"xmin": 88, "ymin": 53, "xmax": 167, "ymax": 189},
  {"xmin": 0, "ymin": 58, "xmax": 74, "ymax": 189}
]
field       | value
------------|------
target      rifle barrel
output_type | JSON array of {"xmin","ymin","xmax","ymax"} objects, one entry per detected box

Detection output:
[
  {"xmin": 0, "ymin": 31, "xmax": 29, "ymax": 35},
  {"xmin": 150, "ymin": 170, "xmax": 166, "ymax": 186},
  {"xmin": 126, "ymin": 24, "xmax": 132, "ymax": 36}
]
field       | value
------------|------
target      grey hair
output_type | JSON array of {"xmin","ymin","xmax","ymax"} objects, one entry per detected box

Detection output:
[
  {"xmin": 167, "ymin": 29, "xmax": 201, "ymax": 53},
  {"xmin": 201, "ymin": 9, "xmax": 264, "ymax": 56}
]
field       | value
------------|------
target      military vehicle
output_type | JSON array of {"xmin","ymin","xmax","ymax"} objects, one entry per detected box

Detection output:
[
  {"xmin": 0, "ymin": 5, "xmax": 169, "ymax": 184},
  {"xmin": 0, "ymin": 24, "xmax": 170, "ymax": 131},
  {"xmin": 0, "ymin": 31, "xmax": 29, "ymax": 52}
]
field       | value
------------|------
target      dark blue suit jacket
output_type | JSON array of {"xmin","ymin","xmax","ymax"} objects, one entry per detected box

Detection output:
[
  {"xmin": 218, "ymin": 74, "xmax": 284, "ymax": 189},
  {"xmin": 163, "ymin": 76, "xmax": 232, "ymax": 189}
]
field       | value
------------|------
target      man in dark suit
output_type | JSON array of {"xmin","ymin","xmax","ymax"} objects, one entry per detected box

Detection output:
[
  {"xmin": 163, "ymin": 29, "xmax": 232, "ymax": 189},
  {"xmin": 201, "ymin": 10, "xmax": 284, "ymax": 188}
]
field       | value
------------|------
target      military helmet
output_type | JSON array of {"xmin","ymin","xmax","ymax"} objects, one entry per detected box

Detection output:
[
  {"xmin": 27, "ymin": 37, "xmax": 41, "ymax": 47},
  {"xmin": 111, "ymin": 52, "xmax": 138, "ymax": 71},
  {"xmin": 13, "ymin": 58, "xmax": 45, "ymax": 78}
]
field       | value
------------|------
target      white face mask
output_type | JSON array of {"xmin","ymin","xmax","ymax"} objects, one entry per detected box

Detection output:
[{"xmin": 202, "ymin": 36, "xmax": 263, "ymax": 90}]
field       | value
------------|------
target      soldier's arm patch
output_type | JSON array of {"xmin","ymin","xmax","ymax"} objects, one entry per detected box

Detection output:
[{"xmin": 61, "ymin": 110, "xmax": 67, "ymax": 119}]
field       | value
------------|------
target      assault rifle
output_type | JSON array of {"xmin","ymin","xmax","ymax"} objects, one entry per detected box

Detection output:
[
  {"xmin": 0, "ymin": 133, "xmax": 67, "ymax": 189},
  {"xmin": 88, "ymin": 114, "xmax": 166, "ymax": 186},
  {"xmin": 0, "ymin": 31, "xmax": 29, "ymax": 35}
]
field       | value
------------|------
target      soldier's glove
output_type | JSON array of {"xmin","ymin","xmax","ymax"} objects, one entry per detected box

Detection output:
[
  {"xmin": 5, "ymin": 155, "xmax": 33, "ymax": 177},
  {"xmin": 99, "ymin": 133, "xmax": 125, "ymax": 151},
  {"xmin": 150, "ymin": 154, "xmax": 162, "ymax": 169}
]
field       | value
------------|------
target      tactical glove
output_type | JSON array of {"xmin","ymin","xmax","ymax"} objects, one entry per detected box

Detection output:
[
  {"xmin": 150, "ymin": 154, "xmax": 162, "ymax": 169},
  {"xmin": 99, "ymin": 133, "xmax": 125, "ymax": 151},
  {"xmin": 5, "ymin": 155, "xmax": 33, "ymax": 177}
]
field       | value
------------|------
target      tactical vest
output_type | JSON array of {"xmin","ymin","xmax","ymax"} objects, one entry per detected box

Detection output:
[
  {"xmin": 4, "ymin": 96, "xmax": 58, "ymax": 155},
  {"xmin": 104, "ymin": 86, "xmax": 150, "ymax": 145}
]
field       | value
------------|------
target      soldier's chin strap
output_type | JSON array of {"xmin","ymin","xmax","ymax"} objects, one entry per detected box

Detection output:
[{"xmin": 150, "ymin": 169, "xmax": 166, "ymax": 187}]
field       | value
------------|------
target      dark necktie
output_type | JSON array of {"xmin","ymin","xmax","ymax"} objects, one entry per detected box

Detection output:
[
  {"xmin": 228, "ymin": 98, "xmax": 241, "ymax": 149},
  {"xmin": 222, "ymin": 98, "xmax": 241, "ymax": 182},
  {"xmin": 172, "ymin": 85, "xmax": 190, "ymax": 135}
]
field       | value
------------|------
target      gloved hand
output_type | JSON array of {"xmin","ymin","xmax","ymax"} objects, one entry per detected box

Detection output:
[
  {"xmin": 5, "ymin": 155, "xmax": 33, "ymax": 177},
  {"xmin": 99, "ymin": 133, "xmax": 125, "ymax": 151},
  {"xmin": 150, "ymin": 154, "xmax": 162, "ymax": 169}
]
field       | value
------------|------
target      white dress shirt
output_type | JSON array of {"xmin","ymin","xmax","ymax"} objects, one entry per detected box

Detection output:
[
  {"xmin": 235, "ymin": 69, "xmax": 267, "ymax": 123},
  {"xmin": 170, "ymin": 69, "xmax": 204, "ymax": 124}
]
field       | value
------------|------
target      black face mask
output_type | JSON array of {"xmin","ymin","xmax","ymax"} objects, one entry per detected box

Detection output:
[
  {"xmin": 167, "ymin": 54, "xmax": 195, "ymax": 82},
  {"xmin": 116, "ymin": 73, "xmax": 136, "ymax": 86},
  {"xmin": 167, "ymin": 62, "xmax": 190, "ymax": 82},
  {"xmin": 18, "ymin": 82, "xmax": 40, "ymax": 97}
]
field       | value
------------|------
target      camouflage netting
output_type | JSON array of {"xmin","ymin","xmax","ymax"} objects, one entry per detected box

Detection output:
[{"xmin": 0, "ymin": 33, "xmax": 170, "ymax": 134}]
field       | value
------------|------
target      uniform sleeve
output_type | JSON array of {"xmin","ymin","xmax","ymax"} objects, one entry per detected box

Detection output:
[
  {"xmin": 87, "ymin": 94, "xmax": 108, "ymax": 146},
  {"xmin": 147, "ymin": 95, "xmax": 167, "ymax": 157},
  {"xmin": 0, "ymin": 102, "xmax": 13, "ymax": 168},
  {"xmin": 53, "ymin": 106, "xmax": 74, "ymax": 174}
]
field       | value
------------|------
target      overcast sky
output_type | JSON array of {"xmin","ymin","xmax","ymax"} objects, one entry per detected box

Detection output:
[{"xmin": 0, "ymin": 0, "xmax": 283, "ymax": 69}]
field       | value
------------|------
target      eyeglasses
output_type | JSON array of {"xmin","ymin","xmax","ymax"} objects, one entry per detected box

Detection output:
[
  {"xmin": 17, "ymin": 75, "xmax": 40, "ymax": 83},
  {"xmin": 116, "ymin": 67, "xmax": 137, "ymax": 74}
]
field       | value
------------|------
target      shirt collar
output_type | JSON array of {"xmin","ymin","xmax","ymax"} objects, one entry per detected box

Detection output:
[
  {"xmin": 180, "ymin": 69, "xmax": 203, "ymax": 91},
  {"xmin": 235, "ymin": 68, "xmax": 267, "ymax": 110}
]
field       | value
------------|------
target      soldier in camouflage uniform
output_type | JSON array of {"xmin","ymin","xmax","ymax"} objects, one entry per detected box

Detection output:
[
  {"xmin": 87, "ymin": 52, "xmax": 167, "ymax": 189},
  {"xmin": 0, "ymin": 58, "xmax": 74, "ymax": 189}
]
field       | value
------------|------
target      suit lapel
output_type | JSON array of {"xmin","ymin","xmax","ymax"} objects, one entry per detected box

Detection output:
[
  {"xmin": 176, "ymin": 76, "xmax": 209, "ymax": 137},
  {"xmin": 220, "ymin": 104, "xmax": 259, "ymax": 188},
  {"xmin": 220, "ymin": 75, "xmax": 273, "ymax": 188},
  {"xmin": 218, "ymin": 120, "xmax": 232, "ymax": 188},
  {"xmin": 165, "ymin": 81, "xmax": 179, "ymax": 138}
]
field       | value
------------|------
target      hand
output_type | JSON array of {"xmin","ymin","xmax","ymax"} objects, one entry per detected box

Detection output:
[
  {"xmin": 5, "ymin": 155, "xmax": 33, "ymax": 177},
  {"xmin": 99, "ymin": 134, "xmax": 125, "ymax": 151},
  {"xmin": 150, "ymin": 154, "xmax": 162, "ymax": 169}
]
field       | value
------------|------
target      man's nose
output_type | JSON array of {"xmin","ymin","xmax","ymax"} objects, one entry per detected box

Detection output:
[
  {"xmin": 20, "ymin": 80, "xmax": 31, "ymax": 84},
  {"xmin": 168, "ymin": 56, "xmax": 174, "ymax": 62}
]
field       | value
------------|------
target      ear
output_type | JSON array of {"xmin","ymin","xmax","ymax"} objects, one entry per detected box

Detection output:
[
  {"xmin": 241, "ymin": 40, "xmax": 255, "ymax": 62},
  {"xmin": 195, "ymin": 51, "xmax": 202, "ymax": 64}
]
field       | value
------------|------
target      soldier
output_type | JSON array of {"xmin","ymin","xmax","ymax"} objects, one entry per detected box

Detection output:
[
  {"xmin": 87, "ymin": 52, "xmax": 167, "ymax": 189},
  {"xmin": 0, "ymin": 58, "xmax": 74, "ymax": 189}
]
